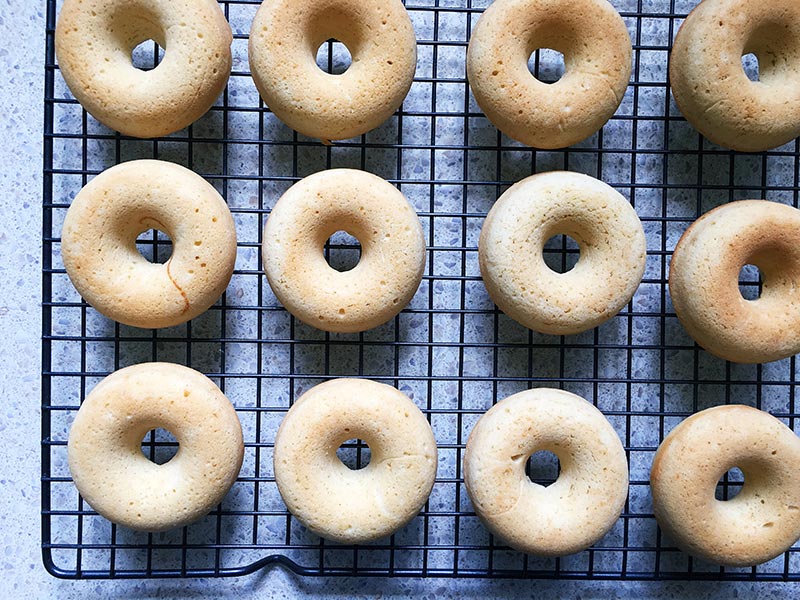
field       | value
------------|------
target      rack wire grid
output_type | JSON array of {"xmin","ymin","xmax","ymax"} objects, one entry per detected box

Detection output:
[{"xmin": 42, "ymin": 0, "xmax": 800, "ymax": 582}]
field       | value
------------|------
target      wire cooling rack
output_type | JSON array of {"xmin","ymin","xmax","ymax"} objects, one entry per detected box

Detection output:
[{"xmin": 42, "ymin": 0, "xmax": 800, "ymax": 581}]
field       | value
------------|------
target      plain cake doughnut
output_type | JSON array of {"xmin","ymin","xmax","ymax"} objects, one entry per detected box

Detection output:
[
  {"xmin": 467, "ymin": 0, "xmax": 632, "ymax": 149},
  {"xmin": 55, "ymin": 0, "xmax": 232, "ymax": 138},
  {"xmin": 61, "ymin": 160, "xmax": 237, "ymax": 330},
  {"xmin": 669, "ymin": 0, "xmax": 800, "ymax": 152},
  {"xmin": 668, "ymin": 200, "xmax": 800, "ymax": 364},
  {"xmin": 262, "ymin": 169, "xmax": 426, "ymax": 333},
  {"xmin": 273, "ymin": 378, "xmax": 437, "ymax": 544},
  {"xmin": 463, "ymin": 388, "xmax": 629, "ymax": 556},
  {"xmin": 68, "ymin": 363, "xmax": 244, "ymax": 532},
  {"xmin": 650, "ymin": 405, "xmax": 800, "ymax": 567},
  {"xmin": 479, "ymin": 171, "xmax": 647, "ymax": 335},
  {"xmin": 249, "ymin": 0, "xmax": 416, "ymax": 141}
]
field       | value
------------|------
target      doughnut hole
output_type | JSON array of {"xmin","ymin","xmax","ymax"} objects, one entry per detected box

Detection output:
[
  {"xmin": 741, "ymin": 53, "xmax": 760, "ymax": 82},
  {"xmin": 336, "ymin": 438, "xmax": 372, "ymax": 470},
  {"xmin": 525, "ymin": 450, "xmax": 561, "ymax": 487},
  {"xmin": 140, "ymin": 428, "xmax": 179, "ymax": 465},
  {"xmin": 316, "ymin": 39, "xmax": 353, "ymax": 75},
  {"xmin": 107, "ymin": 5, "xmax": 168, "ymax": 72},
  {"xmin": 308, "ymin": 7, "xmax": 365, "ymax": 77},
  {"xmin": 543, "ymin": 234, "xmax": 581, "ymax": 274},
  {"xmin": 743, "ymin": 21, "xmax": 800, "ymax": 86},
  {"xmin": 135, "ymin": 228, "xmax": 173, "ymax": 264},
  {"xmin": 738, "ymin": 263, "xmax": 763, "ymax": 301},
  {"xmin": 131, "ymin": 39, "xmax": 165, "ymax": 71},
  {"xmin": 324, "ymin": 230, "xmax": 362, "ymax": 273},
  {"xmin": 739, "ymin": 241, "xmax": 800, "ymax": 306},
  {"xmin": 528, "ymin": 48, "xmax": 566, "ymax": 84},
  {"xmin": 523, "ymin": 19, "xmax": 573, "ymax": 86},
  {"xmin": 715, "ymin": 466, "xmax": 744, "ymax": 501}
]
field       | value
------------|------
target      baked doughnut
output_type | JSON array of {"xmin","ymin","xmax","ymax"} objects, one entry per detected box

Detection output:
[
  {"xmin": 273, "ymin": 378, "xmax": 437, "ymax": 543},
  {"xmin": 467, "ymin": 0, "xmax": 632, "ymax": 149},
  {"xmin": 464, "ymin": 388, "xmax": 628, "ymax": 556},
  {"xmin": 68, "ymin": 363, "xmax": 244, "ymax": 532},
  {"xmin": 61, "ymin": 160, "xmax": 237, "ymax": 330},
  {"xmin": 669, "ymin": 200, "xmax": 800, "ymax": 364},
  {"xmin": 55, "ymin": 0, "xmax": 232, "ymax": 138},
  {"xmin": 249, "ymin": 0, "xmax": 416, "ymax": 141},
  {"xmin": 262, "ymin": 169, "xmax": 426, "ymax": 333},
  {"xmin": 479, "ymin": 171, "xmax": 646, "ymax": 335},
  {"xmin": 670, "ymin": 0, "xmax": 800, "ymax": 152},
  {"xmin": 651, "ymin": 405, "xmax": 800, "ymax": 567}
]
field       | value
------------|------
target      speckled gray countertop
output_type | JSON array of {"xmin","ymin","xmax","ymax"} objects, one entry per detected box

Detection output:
[{"xmin": 2, "ymin": 0, "xmax": 799, "ymax": 597}]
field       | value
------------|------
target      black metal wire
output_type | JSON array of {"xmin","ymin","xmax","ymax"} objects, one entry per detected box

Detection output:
[{"xmin": 42, "ymin": 0, "xmax": 800, "ymax": 581}]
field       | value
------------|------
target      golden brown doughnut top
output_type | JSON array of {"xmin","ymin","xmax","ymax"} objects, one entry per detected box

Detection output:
[
  {"xmin": 651, "ymin": 405, "xmax": 800, "ymax": 566},
  {"xmin": 467, "ymin": 0, "xmax": 632, "ymax": 148},
  {"xmin": 670, "ymin": 0, "xmax": 800, "ymax": 151},
  {"xmin": 249, "ymin": 0, "xmax": 417, "ymax": 141},
  {"xmin": 55, "ymin": 0, "xmax": 232, "ymax": 138},
  {"xmin": 669, "ymin": 200, "xmax": 800, "ymax": 363}
]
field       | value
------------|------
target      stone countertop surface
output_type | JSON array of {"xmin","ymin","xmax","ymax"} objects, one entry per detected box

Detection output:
[{"xmin": 1, "ymin": 1, "xmax": 798, "ymax": 598}]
